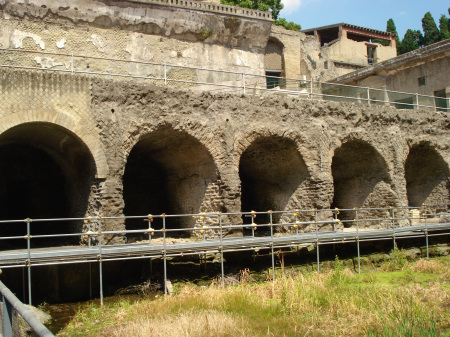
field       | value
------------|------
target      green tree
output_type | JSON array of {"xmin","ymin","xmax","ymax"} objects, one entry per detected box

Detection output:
[
  {"xmin": 387, "ymin": 19, "xmax": 400, "ymax": 54},
  {"xmin": 274, "ymin": 18, "xmax": 301, "ymax": 31},
  {"xmin": 372, "ymin": 19, "xmax": 399, "ymax": 55},
  {"xmin": 440, "ymin": 14, "xmax": 450, "ymax": 40},
  {"xmin": 398, "ymin": 29, "xmax": 423, "ymax": 55},
  {"xmin": 421, "ymin": 12, "xmax": 440, "ymax": 45},
  {"xmin": 221, "ymin": 0, "xmax": 283, "ymax": 20}
]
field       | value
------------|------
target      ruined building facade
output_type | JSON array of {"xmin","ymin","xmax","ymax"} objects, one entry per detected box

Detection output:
[{"xmin": 0, "ymin": 0, "xmax": 448, "ymax": 245}]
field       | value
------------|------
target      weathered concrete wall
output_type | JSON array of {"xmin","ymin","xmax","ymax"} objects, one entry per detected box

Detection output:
[
  {"xmin": 0, "ymin": 68, "xmax": 448, "ymax": 243},
  {"xmin": 0, "ymin": 0, "xmax": 272, "ymax": 80}
]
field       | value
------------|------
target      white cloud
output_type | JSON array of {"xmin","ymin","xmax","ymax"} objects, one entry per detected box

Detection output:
[
  {"xmin": 281, "ymin": 0, "xmax": 302, "ymax": 15},
  {"xmin": 399, "ymin": 11, "xmax": 407, "ymax": 16}
]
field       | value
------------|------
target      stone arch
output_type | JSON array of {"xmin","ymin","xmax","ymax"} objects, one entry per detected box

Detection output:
[
  {"xmin": 0, "ymin": 122, "xmax": 98, "ymax": 248},
  {"xmin": 238, "ymin": 134, "xmax": 310, "ymax": 225},
  {"xmin": 331, "ymin": 139, "xmax": 394, "ymax": 222},
  {"xmin": 123, "ymin": 126, "xmax": 223, "ymax": 240},
  {"xmin": 265, "ymin": 37, "xmax": 285, "ymax": 89},
  {"xmin": 0, "ymin": 111, "xmax": 109, "ymax": 178},
  {"xmin": 405, "ymin": 142, "xmax": 449, "ymax": 207}
]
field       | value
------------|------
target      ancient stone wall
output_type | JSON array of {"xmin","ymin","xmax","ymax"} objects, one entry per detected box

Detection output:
[
  {"xmin": 0, "ymin": 0, "xmax": 272, "ymax": 83},
  {"xmin": 1, "ymin": 67, "xmax": 448, "ymax": 244}
]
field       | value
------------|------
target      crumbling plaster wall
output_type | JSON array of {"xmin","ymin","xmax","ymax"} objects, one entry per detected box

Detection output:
[{"xmin": 0, "ymin": 0, "xmax": 272, "ymax": 79}]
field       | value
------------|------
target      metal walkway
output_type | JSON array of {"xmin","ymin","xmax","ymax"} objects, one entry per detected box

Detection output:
[
  {"xmin": 0, "ymin": 206, "xmax": 449, "ymax": 305},
  {"xmin": 1, "ymin": 222, "xmax": 448, "ymax": 268}
]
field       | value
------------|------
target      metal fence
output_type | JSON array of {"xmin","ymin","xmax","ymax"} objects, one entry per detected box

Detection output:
[
  {"xmin": 0, "ymin": 204, "xmax": 449, "ymax": 306},
  {"xmin": 0, "ymin": 48, "xmax": 448, "ymax": 112},
  {"xmin": 0, "ymin": 279, "xmax": 53, "ymax": 337}
]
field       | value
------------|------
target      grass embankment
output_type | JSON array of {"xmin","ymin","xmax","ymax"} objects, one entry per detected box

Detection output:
[{"xmin": 57, "ymin": 251, "xmax": 449, "ymax": 337}]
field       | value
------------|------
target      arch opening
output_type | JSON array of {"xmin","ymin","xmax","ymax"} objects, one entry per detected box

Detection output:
[
  {"xmin": 405, "ymin": 144, "xmax": 449, "ymax": 207},
  {"xmin": 123, "ymin": 128, "xmax": 219, "ymax": 241},
  {"xmin": 0, "ymin": 123, "xmax": 97, "ymax": 249},
  {"xmin": 239, "ymin": 136, "xmax": 309, "ymax": 229},
  {"xmin": 331, "ymin": 140, "xmax": 391, "ymax": 222}
]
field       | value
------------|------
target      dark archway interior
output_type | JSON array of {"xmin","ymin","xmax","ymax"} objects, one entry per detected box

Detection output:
[
  {"xmin": 331, "ymin": 140, "xmax": 389, "ymax": 221},
  {"xmin": 0, "ymin": 123, "xmax": 96, "ymax": 249},
  {"xmin": 239, "ymin": 136, "xmax": 308, "ymax": 227},
  {"xmin": 123, "ymin": 128, "xmax": 218, "ymax": 240},
  {"xmin": 405, "ymin": 144, "xmax": 450, "ymax": 207}
]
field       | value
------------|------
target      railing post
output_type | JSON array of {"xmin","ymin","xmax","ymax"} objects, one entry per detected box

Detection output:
[
  {"xmin": 71, "ymin": 53, "xmax": 74, "ymax": 74},
  {"xmin": 164, "ymin": 63, "xmax": 167, "ymax": 86},
  {"xmin": 219, "ymin": 213, "xmax": 224, "ymax": 287},
  {"xmin": 309, "ymin": 79, "xmax": 313, "ymax": 99},
  {"xmin": 355, "ymin": 208, "xmax": 360, "ymax": 274},
  {"xmin": 242, "ymin": 72, "xmax": 246, "ymax": 96},
  {"xmin": 162, "ymin": 214, "xmax": 167, "ymax": 295},
  {"xmin": 97, "ymin": 216, "xmax": 104, "ymax": 306},
  {"xmin": 391, "ymin": 207, "xmax": 396, "ymax": 249},
  {"xmin": 415, "ymin": 93, "xmax": 419, "ymax": 109},
  {"xmin": 366, "ymin": 87, "xmax": 370, "ymax": 105},
  {"xmin": 25, "ymin": 218, "xmax": 32, "ymax": 306},
  {"xmin": 315, "ymin": 208, "xmax": 319, "ymax": 272},
  {"xmin": 269, "ymin": 210, "xmax": 275, "ymax": 281},
  {"xmin": 2, "ymin": 294, "xmax": 13, "ymax": 337},
  {"xmin": 423, "ymin": 203, "xmax": 429, "ymax": 259}
]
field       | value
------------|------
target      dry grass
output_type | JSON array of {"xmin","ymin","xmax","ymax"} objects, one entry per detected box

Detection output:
[
  {"xmin": 100, "ymin": 309, "xmax": 250, "ymax": 337},
  {"xmin": 57, "ymin": 256, "xmax": 450, "ymax": 337}
]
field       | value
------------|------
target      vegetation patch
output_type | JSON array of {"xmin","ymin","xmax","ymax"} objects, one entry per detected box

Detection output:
[{"xmin": 55, "ymin": 253, "xmax": 450, "ymax": 337}]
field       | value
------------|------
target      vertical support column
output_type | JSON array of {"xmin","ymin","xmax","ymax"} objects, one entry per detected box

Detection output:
[
  {"xmin": 242, "ymin": 72, "xmax": 246, "ymax": 96},
  {"xmin": 366, "ymin": 87, "xmax": 371, "ymax": 105},
  {"xmin": 97, "ymin": 217, "xmax": 104, "ymax": 306},
  {"xmin": 423, "ymin": 203, "xmax": 429, "ymax": 259},
  {"xmin": 391, "ymin": 207, "xmax": 396, "ymax": 249},
  {"xmin": 315, "ymin": 209, "xmax": 319, "ymax": 272},
  {"xmin": 355, "ymin": 208, "xmax": 360, "ymax": 274},
  {"xmin": 87, "ymin": 218, "xmax": 93, "ymax": 299},
  {"xmin": 269, "ymin": 211, "xmax": 275, "ymax": 281},
  {"xmin": 164, "ymin": 63, "xmax": 167, "ymax": 86},
  {"xmin": 25, "ymin": 218, "xmax": 32, "ymax": 306},
  {"xmin": 219, "ymin": 213, "xmax": 224, "ymax": 287},
  {"xmin": 309, "ymin": 79, "xmax": 313, "ymax": 99},
  {"xmin": 2, "ymin": 295, "xmax": 13, "ymax": 337},
  {"xmin": 162, "ymin": 214, "xmax": 167, "ymax": 295},
  {"xmin": 415, "ymin": 93, "xmax": 419, "ymax": 109}
]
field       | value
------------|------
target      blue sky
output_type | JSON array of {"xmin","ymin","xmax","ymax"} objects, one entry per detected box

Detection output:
[{"xmin": 280, "ymin": 0, "xmax": 449, "ymax": 39}]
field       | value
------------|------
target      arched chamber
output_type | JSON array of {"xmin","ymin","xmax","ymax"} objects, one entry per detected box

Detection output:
[{"xmin": 0, "ymin": 123, "xmax": 97, "ymax": 249}]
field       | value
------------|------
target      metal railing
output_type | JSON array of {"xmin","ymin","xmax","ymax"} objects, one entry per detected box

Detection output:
[
  {"xmin": 0, "ymin": 48, "xmax": 448, "ymax": 112},
  {"xmin": 0, "ymin": 278, "xmax": 54, "ymax": 337},
  {"xmin": 0, "ymin": 204, "xmax": 449, "ymax": 306}
]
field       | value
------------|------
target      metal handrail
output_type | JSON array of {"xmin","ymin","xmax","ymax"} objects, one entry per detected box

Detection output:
[
  {"xmin": 0, "ymin": 48, "xmax": 448, "ymax": 112},
  {"xmin": 0, "ymin": 204, "xmax": 448, "ymax": 306},
  {"xmin": 0, "ymin": 279, "xmax": 54, "ymax": 337}
]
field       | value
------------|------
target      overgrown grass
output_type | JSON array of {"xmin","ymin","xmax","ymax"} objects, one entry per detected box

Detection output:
[{"xmin": 57, "ymin": 253, "xmax": 450, "ymax": 337}]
